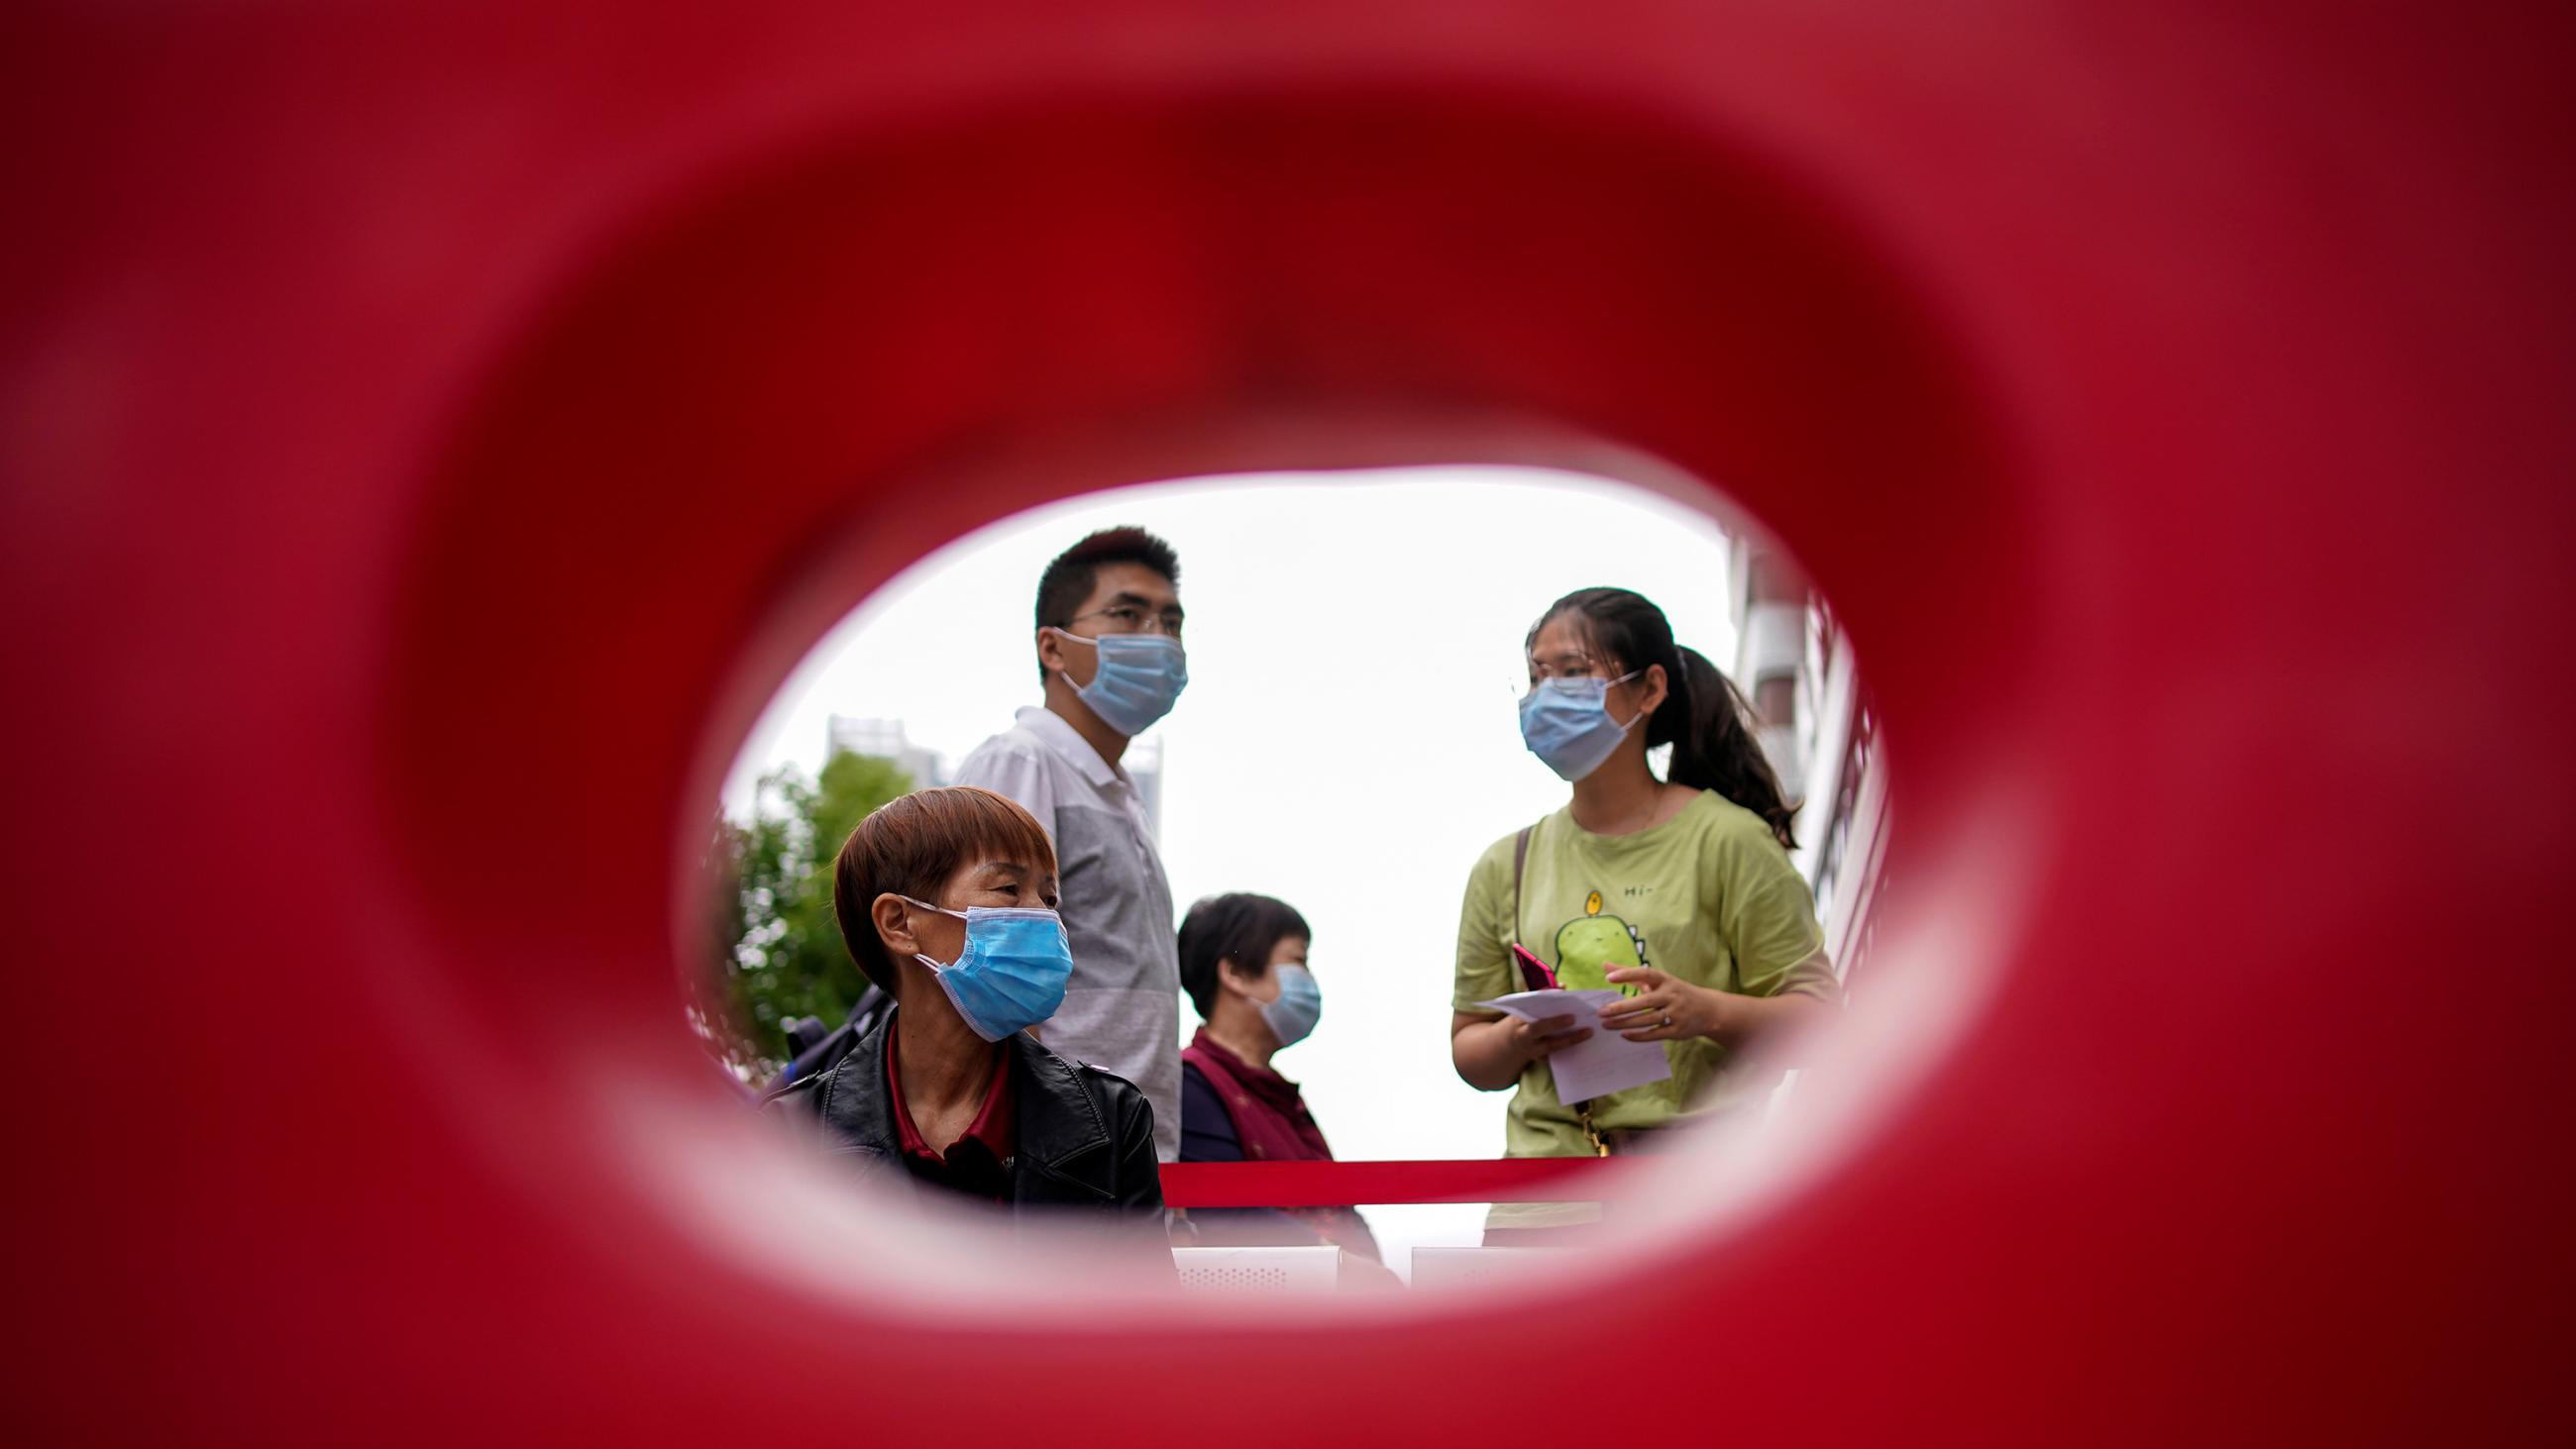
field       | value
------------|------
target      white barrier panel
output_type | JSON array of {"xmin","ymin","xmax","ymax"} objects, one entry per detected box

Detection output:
[{"xmin": 1172, "ymin": 1246, "xmax": 1343, "ymax": 1295}]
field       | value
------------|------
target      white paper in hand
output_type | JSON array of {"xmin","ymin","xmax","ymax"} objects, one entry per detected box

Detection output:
[{"xmin": 1472, "ymin": 988, "xmax": 1673, "ymax": 1101}]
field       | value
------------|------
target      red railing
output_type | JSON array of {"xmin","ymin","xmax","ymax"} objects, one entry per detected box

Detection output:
[{"xmin": 1158, "ymin": 1158, "xmax": 1624, "ymax": 1208}]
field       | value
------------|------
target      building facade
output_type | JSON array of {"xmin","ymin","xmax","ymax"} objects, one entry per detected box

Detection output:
[
  {"xmin": 1727, "ymin": 538, "xmax": 1888, "ymax": 995},
  {"xmin": 823, "ymin": 715, "xmax": 946, "ymax": 789}
]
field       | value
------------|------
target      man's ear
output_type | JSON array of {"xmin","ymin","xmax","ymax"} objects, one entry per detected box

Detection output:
[
  {"xmin": 1034, "ymin": 627, "xmax": 1066, "ymax": 679},
  {"xmin": 872, "ymin": 893, "xmax": 920, "ymax": 955}
]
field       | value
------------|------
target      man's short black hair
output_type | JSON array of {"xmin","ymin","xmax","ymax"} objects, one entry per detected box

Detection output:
[
  {"xmin": 1177, "ymin": 892, "xmax": 1311, "ymax": 1021},
  {"xmin": 1034, "ymin": 526, "xmax": 1181, "ymax": 637}
]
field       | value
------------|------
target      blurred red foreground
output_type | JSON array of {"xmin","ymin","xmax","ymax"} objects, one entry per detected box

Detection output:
[{"xmin": 2, "ymin": 1, "xmax": 2570, "ymax": 1443}]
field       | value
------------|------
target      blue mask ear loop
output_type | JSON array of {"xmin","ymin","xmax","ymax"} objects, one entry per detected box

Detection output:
[
  {"xmin": 898, "ymin": 896, "xmax": 968, "ymax": 971},
  {"xmin": 1044, "ymin": 626, "xmax": 1083, "ymax": 689},
  {"xmin": 1044, "ymin": 626, "xmax": 1108, "ymax": 692},
  {"xmin": 1600, "ymin": 669, "xmax": 1650, "ymax": 731}
]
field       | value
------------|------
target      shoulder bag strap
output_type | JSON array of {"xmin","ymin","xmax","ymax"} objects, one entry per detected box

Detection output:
[
  {"xmin": 1516, "ymin": 818, "xmax": 1609, "ymax": 1153},
  {"xmin": 1512, "ymin": 824, "xmax": 1532, "ymax": 948}
]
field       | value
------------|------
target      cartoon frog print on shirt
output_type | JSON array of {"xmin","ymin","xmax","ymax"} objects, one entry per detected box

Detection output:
[{"xmin": 1552, "ymin": 890, "xmax": 1648, "ymax": 995}]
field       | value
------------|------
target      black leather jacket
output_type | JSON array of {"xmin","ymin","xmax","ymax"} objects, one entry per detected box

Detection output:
[{"xmin": 769, "ymin": 1005, "xmax": 1166, "ymax": 1233}]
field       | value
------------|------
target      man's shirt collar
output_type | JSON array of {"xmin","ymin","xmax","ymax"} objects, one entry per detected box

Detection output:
[{"xmin": 1015, "ymin": 704, "xmax": 1123, "ymax": 789}]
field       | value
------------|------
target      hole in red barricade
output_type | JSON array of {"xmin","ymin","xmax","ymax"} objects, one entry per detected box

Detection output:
[
  {"xmin": 689, "ymin": 463, "xmax": 1902, "ymax": 1292},
  {"xmin": 377, "ymin": 91, "xmax": 2033, "ymax": 1323}
]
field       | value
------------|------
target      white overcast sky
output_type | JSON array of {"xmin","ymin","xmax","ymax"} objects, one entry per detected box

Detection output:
[{"xmin": 720, "ymin": 464, "xmax": 1743, "ymax": 1268}]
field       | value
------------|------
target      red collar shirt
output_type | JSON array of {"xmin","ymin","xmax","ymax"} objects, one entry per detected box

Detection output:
[{"xmin": 884, "ymin": 1032, "xmax": 1016, "ymax": 1202}]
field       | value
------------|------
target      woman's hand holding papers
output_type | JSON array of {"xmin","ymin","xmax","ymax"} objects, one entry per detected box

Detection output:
[
  {"xmin": 1600, "ymin": 965, "xmax": 1833, "ymax": 1050},
  {"xmin": 1598, "ymin": 967, "xmax": 1729, "ymax": 1043},
  {"xmin": 1504, "ymin": 1012, "xmax": 1595, "ymax": 1061},
  {"xmin": 1448, "ymin": 1009, "xmax": 1594, "ymax": 1091}
]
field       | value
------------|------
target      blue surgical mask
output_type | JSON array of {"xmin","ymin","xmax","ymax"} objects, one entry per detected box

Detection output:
[
  {"xmin": 1518, "ymin": 671, "xmax": 1646, "ymax": 781},
  {"xmin": 1256, "ymin": 964, "xmax": 1323, "ymax": 1048},
  {"xmin": 902, "ymin": 898, "xmax": 1074, "ymax": 1042},
  {"xmin": 1051, "ymin": 629, "xmax": 1188, "ymax": 736}
]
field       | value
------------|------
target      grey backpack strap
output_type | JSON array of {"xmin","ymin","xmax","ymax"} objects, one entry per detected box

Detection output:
[{"xmin": 1511, "ymin": 824, "xmax": 1533, "ymax": 948}]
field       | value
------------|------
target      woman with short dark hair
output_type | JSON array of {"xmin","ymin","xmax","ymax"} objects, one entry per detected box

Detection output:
[{"xmin": 1176, "ymin": 892, "xmax": 1382, "ymax": 1269}]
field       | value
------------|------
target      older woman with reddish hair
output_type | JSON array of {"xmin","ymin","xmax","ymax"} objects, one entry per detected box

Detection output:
[{"xmin": 768, "ymin": 786, "xmax": 1166, "ymax": 1243}]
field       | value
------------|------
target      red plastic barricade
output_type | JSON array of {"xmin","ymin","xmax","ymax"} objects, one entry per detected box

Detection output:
[
  {"xmin": 1162, "ymin": 1160, "xmax": 1620, "ymax": 1209},
  {"xmin": 4, "ymin": 2, "xmax": 2570, "ymax": 1444}
]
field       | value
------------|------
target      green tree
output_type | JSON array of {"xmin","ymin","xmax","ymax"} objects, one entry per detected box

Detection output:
[{"xmin": 696, "ymin": 749, "xmax": 912, "ymax": 1080}]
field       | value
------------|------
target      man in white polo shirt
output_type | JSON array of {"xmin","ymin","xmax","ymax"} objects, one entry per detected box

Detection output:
[{"xmin": 951, "ymin": 528, "xmax": 1187, "ymax": 1162}]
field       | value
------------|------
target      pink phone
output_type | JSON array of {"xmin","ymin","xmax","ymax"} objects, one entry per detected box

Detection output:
[{"xmin": 1510, "ymin": 943, "xmax": 1560, "ymax": 993}]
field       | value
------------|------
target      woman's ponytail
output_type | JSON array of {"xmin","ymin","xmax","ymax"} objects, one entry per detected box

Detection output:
[
  {"xmin": 1533, "ymin": 585, "xmax": 1799, "ymax": 850},
  {"xmin": 1657, "ymin": 645, "xmax": 1797, "ymax": 850}
]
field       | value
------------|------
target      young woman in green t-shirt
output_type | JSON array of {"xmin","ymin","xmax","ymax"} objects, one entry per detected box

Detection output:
[{"xmin": 1449, "ymin": 586, "xmax": 1838, "ymax": 1186}]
